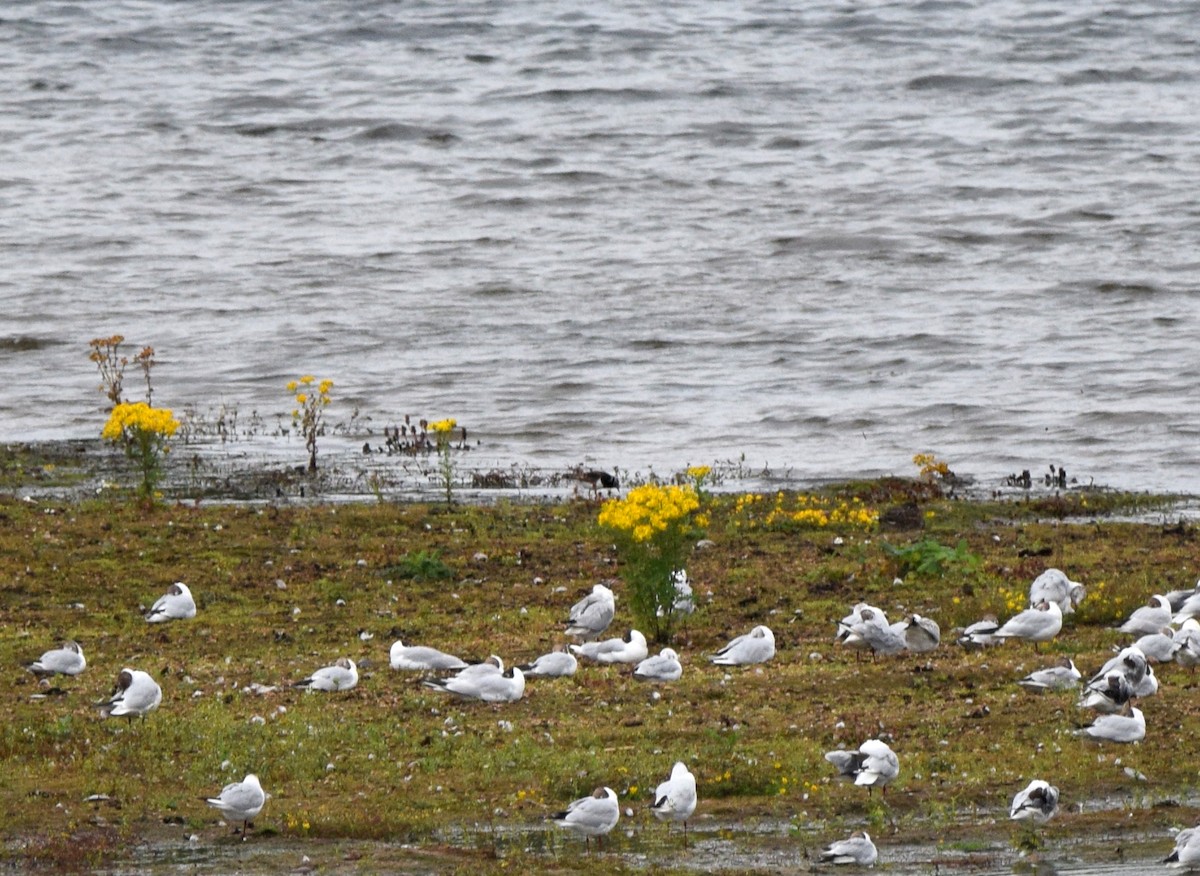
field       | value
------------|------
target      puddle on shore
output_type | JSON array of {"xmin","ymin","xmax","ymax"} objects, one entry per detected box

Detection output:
[{"xmin": 82, "ymin": 818, "xmax": 1170, "ymax": 875}]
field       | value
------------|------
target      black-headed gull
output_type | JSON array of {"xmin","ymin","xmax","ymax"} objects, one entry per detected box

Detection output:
[
  {"xmin": 995, "ymin": 600, "xmax": 1062, "ymax": 650},
  {"xmin": 549, "ymin": 786, "xmax": 619, "ymax": 852},
  {"xmin": 571, "ymin": 629, "xmax": 648, "ymax": 665},
  {"xmin": 709, "ymin": 625, "xmax": 775, "ymax": 666},
  {"xmin": 836, "ymin": 602, "xmax": 883, "ymax": 658},
  {"xmin": 649, "ymin": 762, "xmax": 697, "ymax": 846},
  {"xmin": 1118, "ymin": 595, "xmax": 1172, "ymax": 637},
  {"xmin": 847, "ymin": 609, "xmax": 907, "ymax": 659},
  {"xmin": 389, "ymin": 639, "xmax": 469, "ymax": 672},
  {"xmin": 1132, "ymin": 628, "xmax": 1181, "ymax": 663},
  {"xmin": 1029, "ymin": 568, "xmax": 1086, "ymax": 614},
  {"xmin": 518, "ymin": 646, "xmax": 578, "ymax": 678},
  {"xmin": 1165, "ymin": 825, "xmax": 1200, "ymax": 869},
  {"xmin": 423, "ymin": 666, "xmax": 525, "ymax": 703},
  {"xmin": 1078, "ymin": 672, "xmax": 1135, "ymax": 714},
  {"xmin": 1073, "ymin": 702, "xmax": 1146, "ymax": 743},
  {"xmin": 633, "ymin": 648, "xmax": 683, "ymax": 682},
  {"xmin": 956, "ymin": 614, "xmax": 1003, "ymax": 650},
  {"xmin": 1175, "ymin": 620, "xmax": 1200, "ymax": 670},
  {"xmin": 901, "ymin": 614, "xmax": 940, "ymax": 653},
  {"xmin": 825, "ymin": 739, "xmax": 899, "ymax": 795},
  {"xmin": 293, "ymin": 658, "xmax": 358, "ymax": 692},
  {"xmin": 1088, "ymin": 646, "xmax": 1157, "ymax": 698},
  {"xmin": 1017, "ymin": 657, "xmax": 1081, "ymax": 693},
  {"xmin": 203, "ymin": 773, "xmax": 268, "ymax": 838},
  {"xmin": 818, "ymin": 830, "xmax": 878, "ymax": 866},
  {"xmin": 28, "ymin": 641, "xmax": 86, "ymax": 677},
  {"xmin": 657, "ymin": 569, "xmax": 695, "ymax": 618},
  {"xmin": 145, "ymin": 582, "xmax": 197, "ymax": 623},
  {"xmin": 99, "ymin": 668, "xmax": 162, "ymax": 721},
  {"xmin": 1010, "ymin": 779, "xmax": 1059, "ymax": 825},
  {"xmin": 564, "ymin": 583, "xmax": 616, "ymax": 641}
]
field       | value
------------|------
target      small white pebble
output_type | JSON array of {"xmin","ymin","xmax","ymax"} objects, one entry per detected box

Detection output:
[
  {"xmin": 220, "ymin": 760, "xmax": 232, "ymax": 771},
  {"xmin": 356, "ymin": 559, "xmax": 367, "ymax": 567},
  {"xmin": 250, "ymin": 715, "xmax": 266, "ymax": 725},
  {"xmin": 292, "ymin": 607, "xmax": 301, "ymax": 616},
  {"xmin": 335, "ymin": 598, "xmax": 346, "ymax": 606}
]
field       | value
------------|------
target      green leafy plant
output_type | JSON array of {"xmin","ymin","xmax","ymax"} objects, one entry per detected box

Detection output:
[
  {"xmin": 101, "ymin": 401, "xmax": 180, "ymax": 500},
  {"xmin": 882, "ymin": 536, "xmax": 979, "ymax": 579},
  {"xmin": 391, "ymin": 550, "xmax": 454, "ymax": 582}
]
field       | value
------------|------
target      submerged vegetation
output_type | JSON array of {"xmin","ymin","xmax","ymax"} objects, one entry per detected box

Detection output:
[{"xmin": 0, "ymin": 450, "xmax": 1198, "ymax": 872}]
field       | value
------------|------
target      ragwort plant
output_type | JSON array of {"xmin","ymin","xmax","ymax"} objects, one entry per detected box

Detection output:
[
  {"xmin": 101, "ymin": 401, "xmax": 180, "ymax": 500},
  {"xmin": 598, "ymin": 482, "xmax": 701, "ymax": 643},
  {"xmin": 287, "ymin": 375, "xmax": 333, "ymax": 473}
]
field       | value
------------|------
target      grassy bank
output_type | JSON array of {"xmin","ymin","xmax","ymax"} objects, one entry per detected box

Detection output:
[{"xmin": 2, "ymin": 456, "xmax": 1199, "ymax": 872}]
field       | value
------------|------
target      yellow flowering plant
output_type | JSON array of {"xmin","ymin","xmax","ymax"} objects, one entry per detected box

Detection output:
[
  {"xmin": 287, "ymin": 376, "xmax": 333, "ymax": 473},
  {"xmin": 101, "ymin": 401, "xmax": 179, "ymax": 499},
  {"xmin": 598, "ymin": 483, "xmax": 701, "ymax": 642},
  {"xmin": 428, "ymin": 418, "xmax": 458, "ymax": 504}
]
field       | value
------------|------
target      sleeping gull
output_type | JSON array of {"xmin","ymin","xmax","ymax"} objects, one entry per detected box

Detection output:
[
  {"xmin": 99, "ymin": 668, "xmax": 162, "ymax": 721},
  {"xmin": 709, "ymin": 625, "xmax": 776, "ymax": 666},
  {"xmin": 1010, "ymin": 779, "xmax": 1060, "ymax": 825},
  {"xmin": 549, "ymin": 786, "xmax": 620, "ymax": 852},
  {"xmin": 423, "ymin": 666, "xmax": 525, "ymax": 703},
  {"xmin": 1017, "ymin": 657, "xmax": 1081, "ymax": 693},
  {"xmin": 564, "ymin": 583, "xmax": 616, "ymax": 641},
  {"xmin": 389, "ymin": 640, "xmax": 469, "ymax": 672},
  {"xmin": 633, "ymin": 648, "xmax": 683, "ymax": 682},
  {"xmin": 571, "ymin": 629, "xmax": 648, "ymax": 665},
  {"xmin": 145, "ymin": 582, "xmax": 197, "ymax": 623},
  {"xmin": 818, "ymin": 831, "xmax": 878, "ymax": 866},
  {"xmin": 27, "ymin": 641, "xmax": 86, "ymax": 678},
  {"xmin": 1131, "ymin": 627, "xmax": 1181, "ymax": 663},
  {"xmin": 901, "ymin": 614, "xmax": 940, "ymax": 653},
  {"xmin": 203, "ymin": 773, "xmax": 268, "ymax": 838},
  {"xmin": 1029, "ymin": 569, "xmax": 1086, "ymax": 614},
  {"xmin": 649, "ymin": 761, "xmax": 697, "ymax": 846},
  {"xmin": 518, "ymin": 646, "xmax": 578, "ymax": 678},
  {"xmin": 293, "ymin": 657, "xmax": 358, "ymax": 692},
  {"xmin": 1175, "ymin": 619, "xmax": 1200, "ymax": 671},
  {"xmin": 1165, "ymin": 825, "xmax": 1200, "ymax": 869},
  {"xmin": 995, "ymin": 600, "xmax": 1062, "ymax": 650},
  {"xmin": 1073, "ymin": 702, "xmax": 1146, "ymax": 743},
  {"xmin": 956, "ymin": 614, "xmax": 1003, "ymax": 650},
  {"xmin": 1118, "ymin": 595, "xmax": 1172, "ymax": 637},
  {"xmin": 825, "ymin": 739, "xmax": 899, "ymax": 795}
]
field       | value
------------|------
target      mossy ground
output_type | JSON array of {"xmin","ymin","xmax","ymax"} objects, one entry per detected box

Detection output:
[{"xmin": 1, "ymin": 446, "xmax": 1198, "ymax": 872}]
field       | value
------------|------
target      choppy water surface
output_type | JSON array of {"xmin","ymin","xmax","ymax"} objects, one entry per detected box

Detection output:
[{"xmin": 2, "ymin": 0, "xmax": 1198, "ymax": 492}]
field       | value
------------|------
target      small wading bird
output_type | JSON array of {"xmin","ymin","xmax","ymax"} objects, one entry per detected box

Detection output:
[
  {"xmin": 98, "ymin": 668, "xmax": 162, "ymax": 722},
  {"xmin": 549, "ymin": 786, "xmax": 620, "ymax": 853},
  {"xmin": 571, "ymin": 467, "xmax": 619, "ymax": 497},
  {"xmin": 649, "ymin": 762, "xmax": 697, "ymax": 847},
  {"xmin": 203, "ymin": 773, "xmax": 268, "ymax": 839},
  {"xmin": 145, "ymin": 582, "xmax": 197, "ymax": 623}
]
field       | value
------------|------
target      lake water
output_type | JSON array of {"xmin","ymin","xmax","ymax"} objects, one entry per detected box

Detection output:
[{"xmin": 2, "ymin": 0, "xmax": 1199, "ymax": 493}]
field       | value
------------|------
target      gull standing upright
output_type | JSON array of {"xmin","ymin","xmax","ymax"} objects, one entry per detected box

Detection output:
[
  {"xmin": 145, "ymin": 582, "xmax": 197, "ymax": 623},
  {"xmin": 649, "ymin": 761, "xmax": 697, "ymax": 846},
  {"xmin": 709, "ymin": 625, "xmax": 775, "ymax": 666},
  {"xmin": 1165, "ymin": 825, "xmax": 1200, "ymax": 869},
  {"xmin": 549, "ymin": 786, "xmax": 620, "ymax": 852},
  {"xmin": 564, "ymin": 583, "xmax": 616, "ymax": 641},
  {"xmin": 825, "ymin": 739, "xmax": 899, "ymax": 795},
  {"xmin": 27, "ymin": 641, "xmax": 86, "ymax": 678},
  {"xmin": 994, "ymin": 600, "xmax": 1062, "ymax": 650},
  {"xmin": 99, "ymin": 668, "xmax": 162, "ymax": 721},
  {"xmin": 293, "ymin": 657, "xmax": 358, "ymax": 692},
  {"xmin": 203, "ymin": 773, "xmax": 268, "ymax": 838}
]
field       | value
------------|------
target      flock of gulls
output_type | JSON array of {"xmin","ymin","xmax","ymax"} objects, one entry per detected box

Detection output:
[{"xmin": 25, "ymin": 561, "xmax": 1200, "ymax": 868}]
